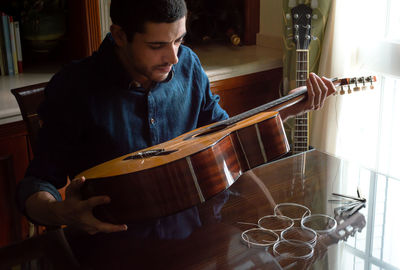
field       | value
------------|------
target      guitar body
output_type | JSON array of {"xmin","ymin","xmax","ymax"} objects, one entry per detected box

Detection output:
[{"xmin": 80, "ymin": 111, "xmax": 289, "ymax": 223}]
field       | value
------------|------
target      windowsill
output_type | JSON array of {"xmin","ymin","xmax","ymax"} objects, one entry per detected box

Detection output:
[{"xmin": 0, "ymin": 44, "xmax": 283, "ymax": 125}]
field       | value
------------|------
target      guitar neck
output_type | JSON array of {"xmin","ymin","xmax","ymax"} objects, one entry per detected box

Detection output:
[
  {"xmin": 293, "ymin": 49, "xmax": 310, "ymax": 154},
  {"xmin": 209, "ymin": 74, "xmax": 375, "ymax": 134}
]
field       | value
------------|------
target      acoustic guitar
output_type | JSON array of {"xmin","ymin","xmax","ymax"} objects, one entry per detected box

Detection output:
[{"xmin": 78, "ymin": 76, "xmax": 376, "ymax": 224}]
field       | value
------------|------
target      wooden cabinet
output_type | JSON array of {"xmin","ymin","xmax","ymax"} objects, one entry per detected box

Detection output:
[
  {"xmin": 211, "ymin": 68, "xmax": 282, "ymax": 116},
  {"xmin": 0, "ymin": 120, "xmax": 30, "ymax": 246}
]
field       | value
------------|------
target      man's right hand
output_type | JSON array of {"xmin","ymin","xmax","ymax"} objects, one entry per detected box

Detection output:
[{"xmin": 25, "ymin": 176, "xmax": 128, "ymax": 235}]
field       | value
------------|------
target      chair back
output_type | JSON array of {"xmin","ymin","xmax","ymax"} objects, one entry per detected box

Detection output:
[
  {"xmin": 11, "ymin": 82, "xmax": 47, "ymax": 156},
  {"xmin": 0, "ymin": 155, "xmax": 21, "ymax": 247},
  {"xmin": 0, "ymin": 228, "xmax": 81, "ymax": 270}
]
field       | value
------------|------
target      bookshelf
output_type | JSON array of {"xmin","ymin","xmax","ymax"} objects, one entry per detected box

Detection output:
[{"xmin": 1, "ymin": 0, "xmax": 259, "ymax": 78}]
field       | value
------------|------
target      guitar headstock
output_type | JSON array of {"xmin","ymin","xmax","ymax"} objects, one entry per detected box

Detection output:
[
  {"xmin": 291, "ymin": 4, "xmax": 313, "ymax": 50},
  {"xmin": 332, "ymin": 76, "xmax": 377, "ymax": 95}
]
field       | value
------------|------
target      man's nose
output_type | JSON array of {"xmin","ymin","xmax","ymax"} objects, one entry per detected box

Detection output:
[{"xmin": 164, "ymin": 44, "xmax": 179, "ymax": 65}]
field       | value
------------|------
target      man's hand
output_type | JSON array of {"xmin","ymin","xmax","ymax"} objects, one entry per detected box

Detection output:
[
  {"xmin": 25, "ymin": 177, "xmax": 128, "ymax": 235},
  {"xmin": 60, "ymin": 176, "xmax": 128, "ymax": 234},
  {"xmin": 280, "ymin": 73, "xmax": 336, "ymax": 121}
]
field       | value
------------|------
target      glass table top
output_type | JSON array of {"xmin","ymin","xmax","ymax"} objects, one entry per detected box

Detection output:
[{"xmin": 60, "ymin": 150, "xmax": 400, "ymax": 269}]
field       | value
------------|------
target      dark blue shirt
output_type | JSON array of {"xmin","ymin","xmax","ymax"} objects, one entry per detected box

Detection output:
[{"xmin": 16, "ymin": 34, "xmax": 228, "ymax": 216}]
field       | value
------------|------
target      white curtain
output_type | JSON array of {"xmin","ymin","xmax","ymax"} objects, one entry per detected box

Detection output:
[{"xmin": 311, "ymin": 0, "xmax": 400, "ymax": 179}]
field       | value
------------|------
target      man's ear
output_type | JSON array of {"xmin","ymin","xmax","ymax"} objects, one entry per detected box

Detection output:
[{"xmin": 110, "ymin": 24, "xmax": 127, "ymax": 47}]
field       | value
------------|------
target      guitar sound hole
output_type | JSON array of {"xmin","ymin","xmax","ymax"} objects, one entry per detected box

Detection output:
[{"xmin": 123, "ymin": 149, "xmax": 178, "ymax": 160}]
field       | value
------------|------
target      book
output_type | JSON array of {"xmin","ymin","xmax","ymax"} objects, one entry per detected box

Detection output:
[
  {"xmin": 14, "ymin": 21, "xmax": 23, "ymax": 73},
  {"xmin": 0, "ymin": 15, "xmax": 6, "ymax": 75},
  {"xmin": 8, "ymin": 16, "xmax": 18, "ymax": 75},
  {"xmin": 1, "ymin": 12, "xmax": 14, "ymax": 75}
]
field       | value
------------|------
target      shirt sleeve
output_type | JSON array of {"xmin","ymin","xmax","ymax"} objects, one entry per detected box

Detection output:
[
  {"xmin": 198, "ymin": 78, "xmax": 229, "ymax": 127},
  {"xmin": 192, "ymin": 53, "xmax": 229, "ymax": 127},
  {"xmin": 16, "ymin": 176, "xmax": 62, "ymax": 222}
]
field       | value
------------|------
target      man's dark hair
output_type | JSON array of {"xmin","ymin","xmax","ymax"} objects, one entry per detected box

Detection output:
[{"xmin": 110, "ymin": 0, "xmax": 187, "ymax": 41}]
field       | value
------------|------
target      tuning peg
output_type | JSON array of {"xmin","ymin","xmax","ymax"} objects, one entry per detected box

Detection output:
[
  {"xmin": 360, "ymin": 77, "xmax": 367, "ymax": 90},
  {"xmin": 365, "ymin": 76, "xmax": 375, "ymax": 89},
  {"xmin": 353, "ymin": 77, "xmax": 360, "ymax": 91},
  {"xmin": 340, "ymin": 85, "xmax": 345, "ymax": 95},
  {"xmin": 347, "ymin": 85, "xmax": 352, "ymax": 94},
  {"xmin": 286, "ymin": 13, "xmax": 291, "ymax": 20}
]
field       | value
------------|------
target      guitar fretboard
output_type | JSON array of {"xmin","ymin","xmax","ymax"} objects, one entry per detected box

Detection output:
[{"xmin": 293, "ymin": 49, "xmax": 309, "ymax": 154}]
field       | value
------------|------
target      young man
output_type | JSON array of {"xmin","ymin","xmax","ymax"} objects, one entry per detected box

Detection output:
[{"xmin": 16, "ymin": 0, "xmax": 335, "ymax": 235}]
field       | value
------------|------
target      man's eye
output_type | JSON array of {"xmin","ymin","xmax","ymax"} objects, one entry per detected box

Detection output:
[
  {"xmin": 149, "ymin": 44, "xmax": 162, "ymax": 50},
  {"xmin": 175, "ymin": 38, "xmax": 184, "ymax": 44}
]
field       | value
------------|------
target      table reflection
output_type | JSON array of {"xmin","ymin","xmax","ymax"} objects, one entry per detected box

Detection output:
[
  {"xmin": 330, "ymin": 156, "xmax": 400, "ymax": 270},
  {"xmin": 60, "ymin": 150, "xmax": 400, "ymax": 269}
]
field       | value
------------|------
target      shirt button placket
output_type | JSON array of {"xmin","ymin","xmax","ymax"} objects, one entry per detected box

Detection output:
[{"xmin": 147, "ymin": 93, "xmax": 158, "ymax": 145}]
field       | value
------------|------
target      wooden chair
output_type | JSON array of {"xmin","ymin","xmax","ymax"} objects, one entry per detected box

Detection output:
[
  {"xmin": 0, "ymin": 228, "xmax": 81, "ymax": 270},
  {"xmin": 10, "ymin": 83, "xmax": 50, "ymax": 237},
  {"xmin": 11, "ymin": 82, "xmax": 69, "ymax": 200},
  {"xmin": 8, "ymin": 83, "xmax": 77, "ymax": 268},
  {"xmin": 11, "ymin": 82, "xmax": 48, "ymax": 158}
]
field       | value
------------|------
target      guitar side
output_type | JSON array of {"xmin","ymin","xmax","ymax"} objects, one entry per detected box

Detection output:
[{"xmin": 80, "ymin": 111, "xmax": 289, "ymax": 223}]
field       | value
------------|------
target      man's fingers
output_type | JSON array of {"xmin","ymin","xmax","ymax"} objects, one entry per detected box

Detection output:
[
  {"xmin": 309, "ymin": 73, "xmax": 322, "ymax": 109},
  {"xmin": 306, "ymin": 76, "xmax": 315, "ymax": 109},
  {"xmin": 85, "ymin": 195, "xmax": 111, "ymax": 209},
  {"xmin": 315, "ymin": 76, "xmax": 328, "ymax": 108},
  {"xmin": 322, "ymin": 76, "xmax": 337, "ymax": 96},
  {"xmin": 66, "ymin": 176, "xmax": 86, "ymax": 198},
  {"xmin": 80, "ymin": 196, "xmax": 128, "ymax": 234},
  {"xmin": 93, "ymin": 222, "xmax": 128, "ymax": 234},
  {"xmin": 82, "ymin": 218, "xmax": 128, "ymax": 235},
  {"xmin": 69, "ymin": 176, "xmax": 86, "ymax": 190}
]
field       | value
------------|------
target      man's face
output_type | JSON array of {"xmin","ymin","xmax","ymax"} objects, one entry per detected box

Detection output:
[{"xmin": 120, "ymin": 17, "xmax": 186, "ymax": 84}]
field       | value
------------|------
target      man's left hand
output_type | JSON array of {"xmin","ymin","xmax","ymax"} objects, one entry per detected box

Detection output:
[{"xmin": 280, "ymin": 72, "xmax": 336, "ymax": 121}]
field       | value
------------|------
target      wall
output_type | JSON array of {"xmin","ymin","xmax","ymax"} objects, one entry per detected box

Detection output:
[{"xmin": 257, "ymin": 0, "xmax": 283, "ymax": 50}]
